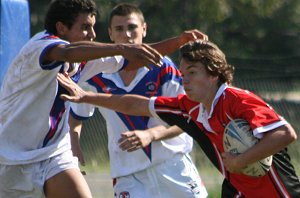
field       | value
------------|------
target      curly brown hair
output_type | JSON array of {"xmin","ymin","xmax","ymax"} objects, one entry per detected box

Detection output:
[{"xmin": 180, "ymin": 40, "xmax": 235, "ymax": 86}]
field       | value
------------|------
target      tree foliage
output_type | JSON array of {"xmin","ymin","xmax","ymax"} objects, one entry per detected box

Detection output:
[{"xmin": 29, "ymin": 0, "xmax": 299, "ymax": 58}]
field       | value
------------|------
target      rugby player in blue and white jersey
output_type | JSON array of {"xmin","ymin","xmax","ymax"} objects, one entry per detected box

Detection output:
[
  {"xmin": 0, "ymin": 0, "xmax": 163, "ymax": 197},
  {"xmin": 69, "ymin": 3, "xmax": 208, "ymax": 198}
]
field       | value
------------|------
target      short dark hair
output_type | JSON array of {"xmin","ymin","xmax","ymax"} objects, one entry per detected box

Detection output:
[
  {"xmin": 180, "ymin": 40, "xmax": 235, "ymax": 86},
  {"xmin": 44, "ymin": 0, "xmax": 98, "ymax": 35},
  {"xmin": 108, "ymin": 3, "xmax": 144, "ymax": 28}
]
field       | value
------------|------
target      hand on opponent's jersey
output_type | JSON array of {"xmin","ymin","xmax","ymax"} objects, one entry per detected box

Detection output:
[
  {"xmin": 57, "ymin": 73, "xmax": 88, "ymax": 103},
  {"xmin": 118, "ymin": 130, "xmax": 154, "ymax": 152}
]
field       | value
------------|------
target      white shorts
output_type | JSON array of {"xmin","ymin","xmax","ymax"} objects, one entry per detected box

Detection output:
[
  {"xmin": 0, "ymin": 150, "xmax": 79, "ymax": 198},
  {"xmin": 113, "ymin": 153, "xmax": 208, "ymax": 198}
]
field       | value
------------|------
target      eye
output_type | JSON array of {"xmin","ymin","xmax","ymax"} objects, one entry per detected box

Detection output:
[
  {"xmin": 189, "ymin": 71, "xmax": 195, "ymax": 75},
  {"xmin": 82, "ymin": 25, "xmax": 88, "ymax": 31},
  {"xmin": 128, "ymin": 24, "xmax": 138, "ymax": 31},
  {"xmin": 115, "ymin": 26, "xmax": 123, "ymax": 32}
]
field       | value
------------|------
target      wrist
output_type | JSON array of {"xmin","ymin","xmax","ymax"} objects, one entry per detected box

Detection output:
[
  {"xmin": 235, "ymin": 154, "xmax": 248, "ymax": 169},
  {"xmin": 177, "ymin": 35, "xmax": 188, "ymax": 47}
]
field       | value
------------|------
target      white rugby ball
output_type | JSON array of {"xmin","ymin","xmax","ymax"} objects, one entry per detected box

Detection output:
[{"xmin": 223, "ymin": 119, "xmax": 272, "ymax": 177}]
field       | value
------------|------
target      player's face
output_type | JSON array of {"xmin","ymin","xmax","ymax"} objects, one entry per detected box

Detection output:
[
  {"xmin": 180, "ymin": 59, "xmax": 218, "ymax": 103},
  {"xmin": 109, "ymin": 13, "xmax": 146, "ymax": 44},
  {"xmin": 60, "ymin": 13, "xmax": 96, "ymax": 43}
]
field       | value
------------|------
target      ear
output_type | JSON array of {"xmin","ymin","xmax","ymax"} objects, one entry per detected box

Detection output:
[
  {"xmin": 56, "ymin": 21, "xmax": 68, "ymax": 36},
  {"xmin": 142, "ymin": 22, "xmax": 147, "ymax": 38},
  {"xmin": 211, "ymin": 75, "xmax": 219, "ymax": 83},
  {"xmin": 108, "ymin": 28, "xmax": 114, "ymax": 42}
]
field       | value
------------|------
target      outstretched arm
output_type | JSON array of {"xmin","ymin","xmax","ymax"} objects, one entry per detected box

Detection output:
[
  {"xmin": 118, "ymin": 125, "xmax": 183, "ymax": 152},
  {"xmin": 43, "ymin": 41, "xmax": 163, "ymax": 68},
  {"xmin": 57, "ymin": 73, "xmax": 151, "ymax": 117},
  {"xmin": 150, "ymin": 29, "xmax": 208, "ymax": 55}
]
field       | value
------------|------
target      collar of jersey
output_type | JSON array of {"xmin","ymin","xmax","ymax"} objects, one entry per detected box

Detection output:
[
  {"xmin": 197, "ymin": 83, "xmax": 228, "ymax": 122},
  {"xmin": 101, "ymin": 67, "xmax": 149, "ymax": 92}
]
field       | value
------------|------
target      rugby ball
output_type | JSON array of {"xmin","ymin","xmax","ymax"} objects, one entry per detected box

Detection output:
[{"xmin": 223, "ymin": 119, "xmax": 272, "ymax": 177}]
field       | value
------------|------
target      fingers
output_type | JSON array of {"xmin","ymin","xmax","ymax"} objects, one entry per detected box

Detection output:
[
  {"xmin": 57, "ymin": 73, "xmax": 85, "ymax": 102},
  {"xmin": 122, "ymin": 44, "xmax": 163, "ymax": 70},
  {"xmin": 141, "ymin": 44, "xmax": 163, "ymax": 68},
  {"xmin": 181, "ymin": 29, "xmax": 209, "ymax": 44},
  {"xmin": 77, "ymin": 153, "xmax": 86, "ymax": 166},
  {"xmin": 189, "ymin": 29, "xmax": 208, "ymax": 41},
  {"xmin": 193, "ymin": 29, "xmax": 208, "ymax": 41},
  {"xmin": 57, "ymin": 73, "xmax": 72, "ymax": 89},
  {"xmin": 118, "ymin": 133, "xmax": 143, "ymax": 152}
]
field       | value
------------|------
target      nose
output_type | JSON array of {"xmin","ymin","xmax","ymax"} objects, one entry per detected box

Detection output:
[
  {"xmin": 125, "ymin": 30, "xmax": 132, "ymax": 38},
  {"xmin": 89, "ymin": 28, "xmax": 96, "ymax": 41}
]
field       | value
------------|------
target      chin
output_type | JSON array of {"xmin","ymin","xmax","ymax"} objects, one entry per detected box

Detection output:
[{"xmin": 187, "ymin": 95, "xmax": 200, "ymax": 102}]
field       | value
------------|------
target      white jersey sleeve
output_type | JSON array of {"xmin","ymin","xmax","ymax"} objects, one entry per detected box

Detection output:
[
  {"xmin": 79, "ymin": 56, "xmax": 125, "ymax": 83},
  {"xmin": 0, "ymin": 31, "xmax": 71, "ymax": 165},
  {"xmin": 70, "ymin": 81, "xmax": 97, "ymax": 119}
]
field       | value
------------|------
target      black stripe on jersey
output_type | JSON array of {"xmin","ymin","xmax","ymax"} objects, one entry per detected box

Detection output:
[
  {"xmin": 271, "ymin": 149, "xmax": 300, "ymax": 197},
  {"xmin": 158, "ymin": 112, "xmax": 219, "ymax": 171}
]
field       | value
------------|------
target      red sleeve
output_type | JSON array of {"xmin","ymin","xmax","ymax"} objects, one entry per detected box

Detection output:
[{"xmin": 227, "ymin": 88, "xmax": 283, "ymax": 129}]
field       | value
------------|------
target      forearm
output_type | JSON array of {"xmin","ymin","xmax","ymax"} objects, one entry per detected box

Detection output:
[
  {"xmin": 149, "ymin": 29, "xmax": 208, "ymax": 55},
  {"xmin": 69, "ymin": 115, "xmax": 83, "ymax": 140},
  {"xmin": 63, "ymin": 42, "xmax": 125, "ymax": 62},
  {"xmin": 83, "ymin": 92, "xmax": 151, "ymax": 117},
  {"xmin": 148, "ymin": 125, "xmax": 183, "ymax": 141},
  {"xmin": 150, "ymin": 36, "xmax": 182, "ymax": 56},
  {"xmin": 237, "ymin": 124, "xmax": 297, "ymax": 167},
  {"xmin": 69, "ymin": 115, "xmax": 83, "ymax": 135}
]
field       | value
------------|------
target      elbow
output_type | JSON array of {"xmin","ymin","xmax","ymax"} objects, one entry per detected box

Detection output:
[
  {"xmin": 285, "ymin": 124, "xmax": 297, "ymax": 144},
  {"xmin": 290, "ymin": 130, "xmax": 297, "ymax": 142},
  {"xmin": 62, "ymin": 49, "xmax": 75, "ymax": 62}
]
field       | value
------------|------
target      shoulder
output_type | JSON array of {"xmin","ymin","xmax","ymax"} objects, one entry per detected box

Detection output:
[
  {"xmin": 24, "ymin": 31, "xmax": 68, "ymax": 54},
  {"xmin": 225, "ymin": 86, "xmax": 263, "ymax": 101},
  {"xmin": 161, "ymin": 56, "xmax": 178, "ymax": 68},
  {"xmin": 157, "ymin": 56, "xmax": 180, "ymax": 74},
  {"xmin": 225, "ymin": 86, "xmax": 254, "ymax": 99}
]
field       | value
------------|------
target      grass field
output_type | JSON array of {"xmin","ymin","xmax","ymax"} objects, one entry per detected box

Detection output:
[
  {"xmin": 84, "ymin": 166, "xmax": 223, "ymax": 198},
  {"xmin": 82, "ymin": 144, "xmax": 300, "ymax": 198}
]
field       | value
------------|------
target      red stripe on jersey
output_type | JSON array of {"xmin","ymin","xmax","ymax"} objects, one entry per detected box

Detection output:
[
  {"xmin": 91, "ymin": 76, "xmax": 109, "ymax": 93},
  {"xmin": 269, "ymin": 166, "xmax": 291, "ymax": 197},
  {"xmin": 159, "ymin": 64, "xmax": 182, "ymax": 78}
]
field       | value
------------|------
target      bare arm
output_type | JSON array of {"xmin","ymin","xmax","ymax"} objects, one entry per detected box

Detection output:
[
  {"xmin": 57, "ymin": 73, "xmax": 151, "ymax": 117},
  {"xmin": 69, "ymin": 115, "xmax": 85, "ymax": 166},
  {"xmin": 149, "ymin": 29, "xmax": 208, "ymax": 55},
  {"xmin": 222, "ymin": 124, "xmax": 297, "ymax": 173},
  {"xmin": 43, "ymin": 41, "xmax": 163, "ymax": 67},
  {"xmin": 119, "ymin": 125, "xmax": 183, "ymax": 152}
]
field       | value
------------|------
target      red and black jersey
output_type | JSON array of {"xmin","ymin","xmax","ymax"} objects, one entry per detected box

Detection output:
[{"xmin": 149, "ymin": 84, "xmax": 300, "ymax": 197}]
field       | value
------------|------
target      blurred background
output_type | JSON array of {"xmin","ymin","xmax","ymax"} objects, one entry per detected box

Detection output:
[{"xmin": 3, "ymin": 0, "xmax": 300, "ymax": 197}]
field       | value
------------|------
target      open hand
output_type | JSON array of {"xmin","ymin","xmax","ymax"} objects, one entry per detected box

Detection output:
[
  {"xmin": 118, "ymin": 130, "xmax": 153, "ymax": 152},
  {"xmin": 179, "ymin": 29, "xmax": 208, "ymax": 44},
  {"xmin": 222, "ymin": 152, "xmax": 246, "ymax": 173},
  {"xmin": 57, "ymin": 73, "xmax": 87, "ymax": 103},
  {"xmin": 121, "ymin": 43, "xmax": 163, "ymax": 70}
]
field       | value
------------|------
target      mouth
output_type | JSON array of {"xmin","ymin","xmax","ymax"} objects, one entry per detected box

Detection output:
[{"xmin": 184, "ymin": 87, "xmax": 191, "ymax": 92}]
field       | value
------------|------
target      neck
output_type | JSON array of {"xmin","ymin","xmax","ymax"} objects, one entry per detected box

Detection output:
[
  {"xmin": 202, "ymin": 84, "xmax": 219, "ymax": 113},
  {"xmin": 119, "ymin": 69, "xmax": 138, "ymax": 86}
]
